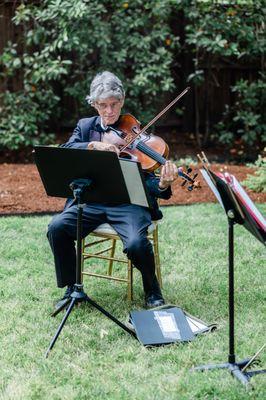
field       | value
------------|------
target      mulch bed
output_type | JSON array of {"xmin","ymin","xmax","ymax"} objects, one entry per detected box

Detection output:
[{"xmin": 0, "ymin": 163, "xmax": 265, "ymax": 215}]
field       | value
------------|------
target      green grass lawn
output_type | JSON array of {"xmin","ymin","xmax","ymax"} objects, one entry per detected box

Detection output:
[{"xmin": 0, "ymin": 204, "xmax": 265, "ymax": 399}]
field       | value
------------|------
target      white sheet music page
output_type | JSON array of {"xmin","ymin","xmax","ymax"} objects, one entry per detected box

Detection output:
[
  {"xmin": 154, "ymin": 311, "xmax": 181, "ymax": 339},
  {"xmin": 200, "ymin": 169, "xmax": 225, "ymax": 210},
  {"xmin": 226, "ymin": 173, "xmax": 266, "ymax": 231},
  {"xmin": 186, "ymin": 316, "xmax": 208, "ymax": 333},
  {"xmin": 119, "ymin": 159, "xmax": 149, "ymax": 208}
]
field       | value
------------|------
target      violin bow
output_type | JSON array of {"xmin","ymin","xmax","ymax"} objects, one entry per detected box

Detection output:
[
  {"xmin": 119, "ymin": 87, "xmax": 191, "ymax": 152},
  {"xmin": 118, "ymin": 86, "xmax": 200, "ymax": 191}
]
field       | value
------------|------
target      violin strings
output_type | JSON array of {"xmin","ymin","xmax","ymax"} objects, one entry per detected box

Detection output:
[
  {"xmin": 136, "ymin": 142, "xmax": 195, "ymax": 184},
  {"xmin": 136, "ymin": 141, "xmax": 195, "ymax": 185},
  {"xmin": 136, "ymin": 141, "xmax": 166, "ymax": 165}
]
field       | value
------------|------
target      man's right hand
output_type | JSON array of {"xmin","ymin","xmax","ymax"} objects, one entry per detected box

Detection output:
[{"xmin": 87, "ymin": 141, "xmax": 119, "ymax": 155}]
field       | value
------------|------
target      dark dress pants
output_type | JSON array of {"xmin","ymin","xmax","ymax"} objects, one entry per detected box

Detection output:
[{"xmin": 47, "ymin": 203, "xmax": 161, "ymax": 296}]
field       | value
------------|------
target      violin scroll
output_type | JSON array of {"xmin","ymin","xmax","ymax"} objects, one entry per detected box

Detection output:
[{"xmin": 177, "ymin": 166, "xmax": 201, "ymax": 191}]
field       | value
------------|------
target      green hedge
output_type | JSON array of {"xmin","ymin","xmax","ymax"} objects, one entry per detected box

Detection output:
[{"xmin": 0, "ymin": 0, "xmax": 265, "ymax": 151}]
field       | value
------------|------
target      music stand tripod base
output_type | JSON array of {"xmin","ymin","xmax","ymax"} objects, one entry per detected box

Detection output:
[{"xmin": 192, "ymin": 358, "xmax": 265, "ymax": 387}]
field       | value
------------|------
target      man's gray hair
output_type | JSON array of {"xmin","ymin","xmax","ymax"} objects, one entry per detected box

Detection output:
[{"xmin": 86, "ymin": 71, "xmax": 125, "ymax": 104}]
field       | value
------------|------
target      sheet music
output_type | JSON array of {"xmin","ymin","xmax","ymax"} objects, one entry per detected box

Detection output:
[
  {"xmin": 186, "ymin": 316, "xmax": 208, "ymax": 333},
  {"xmin": 154, "ymin": 311, "xmax": 181, "ymax": 340},
  {"xmin": 119, "ymin": 159, "xmax": 149, "ymax": 208},
  {"xmin": 229, "ymin": 175, "xmax": 266, "ymax": 231},
  {"xmin": 200, "ymin": 169, "xmax": 225, "ymax": 210},
  {"xmin": 200, "ymin": 163, "xmax": 265, "ymax": 243}
]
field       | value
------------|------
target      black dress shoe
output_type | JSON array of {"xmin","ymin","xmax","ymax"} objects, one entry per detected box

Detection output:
[
  {"xmin": 54, "ymin": 285, "xmax": 75, "ymax": 310},
  {"xmin": 145, "ymin": 293, "xmax": 165, "ymax": 309}
]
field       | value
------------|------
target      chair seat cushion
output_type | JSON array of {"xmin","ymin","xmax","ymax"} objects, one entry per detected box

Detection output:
[{"xmin": 93, "ymin": 222, "xmax": 157, "ymax": 235}]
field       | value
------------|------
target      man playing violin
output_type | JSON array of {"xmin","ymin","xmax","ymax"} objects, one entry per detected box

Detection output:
[{"xmin": 47, "ymin": 71, "xmax": 178, "ymax": 308}]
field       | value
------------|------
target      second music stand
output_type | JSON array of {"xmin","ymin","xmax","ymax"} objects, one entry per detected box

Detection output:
[{"xmin": 191, "ymin": 153, "xmax": 266, "ymax": 386}]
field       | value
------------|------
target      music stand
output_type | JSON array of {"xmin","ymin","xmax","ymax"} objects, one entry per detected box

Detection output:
[
  {"xmin": 191, "ymin": 153, "xmax": 266, "ymax": 386},
  {"xmin": 34, "ymin": 145, "xmax": 153, "ymax": 357}
]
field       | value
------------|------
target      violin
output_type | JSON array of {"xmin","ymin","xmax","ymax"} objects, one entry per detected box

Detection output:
[
  {"xmin": 103, "ymin": 114, "xmax": 199, "ymax": 191},
  {"xmin": 102, "ymin": 88, "xmax": 200, "ymax": 191},
  {"xmin": 103, "ymin": 114, "xmax": 169, "ymax": 171}
]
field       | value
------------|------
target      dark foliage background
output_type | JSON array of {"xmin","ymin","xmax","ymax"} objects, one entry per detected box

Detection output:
[{"xmin": 0, "ymin": 0, "xmax": 265, "ymax": 158}]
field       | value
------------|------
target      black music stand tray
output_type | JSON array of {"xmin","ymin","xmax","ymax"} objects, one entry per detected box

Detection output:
[
  {"xmin": 34, "ymin": 145, "xmax": 153, "ymax": 357},
  {"xmin": 191, "ymin": 156, "xmax": 266, "ymax": 386}
]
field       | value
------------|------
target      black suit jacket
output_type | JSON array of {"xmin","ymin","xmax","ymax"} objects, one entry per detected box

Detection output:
[{"xmin": 61, "ymin": 116, "xmax": 172, "ymax": 220}]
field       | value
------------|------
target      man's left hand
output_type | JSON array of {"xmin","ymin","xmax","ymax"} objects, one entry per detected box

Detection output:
[{"xmin": 159, "ymin": 160, "xmax": 178, "ymax": 189}]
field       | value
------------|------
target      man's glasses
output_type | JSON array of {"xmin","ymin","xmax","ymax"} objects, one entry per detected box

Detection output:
[{"xmin": 95, "ymin": 100, "xmax": 122, "ymax": 111}]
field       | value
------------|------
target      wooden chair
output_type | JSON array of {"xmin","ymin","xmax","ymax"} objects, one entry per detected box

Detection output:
[{"xmin": 81, "ymin": 222, "xmax": 162, "ymax": 301}]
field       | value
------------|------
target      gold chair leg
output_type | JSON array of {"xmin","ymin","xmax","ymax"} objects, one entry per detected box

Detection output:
[
  {"xmin": 81, "ymin": 238, "xmax": 85, "ymax": 284},
  {"xmin": 153, "ymin": 228, "xmax": 162, "ymax": 288},
  {"xmin": 127, "ymin": 260, "xmax": 133, "ymax": 301},
  {"xmin": 108, "ymin": 238, "xmax": 116, "ymax": 275}
]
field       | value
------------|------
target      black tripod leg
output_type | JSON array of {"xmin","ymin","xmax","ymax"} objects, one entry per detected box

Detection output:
[
  {"xmin": 246, "ymin": 369, "xmax": 266, "ymax": 378},
  {"xmin": 45, "ymin": 297, "xmax": 76, "ymax": 358},
  {"xmin": 192, "ymin": 362, "xmax": 229, "ymax": 371},
  {"xmin": 85, "ymin": 296, "xmax": 136, "ymax": 338},
  {"xmin": 230, "ymin": 365, "xmax": 250, "ymax": 386},
  {"xmin": 192, "ymin": 363, "xmax": 251, "ymax": 386},
  {"xmin": 236, "ymin": 358, "xmax": 253, "ymax": 369},
  {"xmin": 51, "ymin": 297, "xmax": 72, "ymax": 317}
]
